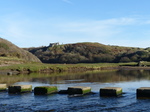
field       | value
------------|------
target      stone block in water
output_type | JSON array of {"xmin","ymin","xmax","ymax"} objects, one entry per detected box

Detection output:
[
  {"xmin": 58, "ymin": 90, "xmax": 68, "ymax": 94},
  {"xmin": 137, "ymin": 87, "xmax": 150, "ymax": 99},
  {"xmin": 100, "ymin": 87, "xmax": 122, "ymax": 97},
  {"xmin": 68, "ymin": 86, "xmax": 91, "ymax": 95},
  {"xmin": 8, "ymin": 85, "xmax": 32, "ymax": 94},
  {"xmin": 0, "ymin": 84, "xmax": 7, "ymax": 91},
  {"xmin": 34, "ymin": 86, "xmax": 58, "ymax": 95}
]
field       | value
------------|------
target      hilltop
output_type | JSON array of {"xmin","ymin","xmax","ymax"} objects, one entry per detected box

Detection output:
[
  {"xmin": 25, "ymin": 42, "xmax": 150, "ymax": 64},
  {"xmin": 0, "ymin": 38, "xmax": 41, "ymax": 65}
]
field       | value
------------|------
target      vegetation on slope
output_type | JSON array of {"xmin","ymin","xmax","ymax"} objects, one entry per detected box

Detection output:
[
  {"xmin": 0, "ymin": 38, "xmax": 41, "ymax": 64},
  {"xmin": 26, "ymin": 42, "xmax": 149, "ymax": 64}
]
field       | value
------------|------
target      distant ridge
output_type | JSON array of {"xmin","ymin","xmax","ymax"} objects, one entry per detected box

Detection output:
[
  {"xmin": 0, "ymin": 38, "xmax": 41, "ymax": 63},
  {"xmin": 25, "ymin": 42, "xmax": 150, "ymax": 63}
]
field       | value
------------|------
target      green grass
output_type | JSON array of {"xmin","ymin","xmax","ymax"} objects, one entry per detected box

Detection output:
[
  {"xmin": 0, "ymin": 57, "xmax": 24, "ymax": 61},
  {"xmin": 0, "ymin": 62, "xmax": 138, "ymax": 72},
  {"xmin": 0, "ymin": 57, "xmax": 25, "ymax": 65},
  {"xmin": 118, "ymin": 62, "xmax": 138, "ymax": 66}
]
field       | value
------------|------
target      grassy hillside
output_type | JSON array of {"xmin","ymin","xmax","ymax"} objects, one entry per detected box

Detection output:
[
  {"xmin": 0, "ymin": 38, "xmax": 41, "ymax": 65},
  {"xmin": 25, "ymin": 42, "xmax": 149, "ymax": 63}
]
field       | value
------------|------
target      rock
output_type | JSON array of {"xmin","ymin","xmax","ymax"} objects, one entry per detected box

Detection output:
[
  {"xmin": 0, "ymin": 84, "xmax": 7, "ymax": 91},
  {"xmin": 34, "ymin": 86, "xmax": 58, "ymax": 95},
  {"xmin": 137, "ymin": 87, "xmax": 150, "ymax": 99},
  {"xmin": 100, "ymin": 87, "xmax": 122, "ymax": 97},
  {"xmin": 58, "ymin": 90, "xmax": 68, "ymax": 94},
  {"xmin": 8, "ymin": 85, "xmax": 32, "ymax": 94},
  {"xmin": 68, "ymin": 86, "xmax": 91, "ymax": 95}
]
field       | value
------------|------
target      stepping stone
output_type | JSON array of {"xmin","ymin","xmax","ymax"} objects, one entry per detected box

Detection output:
[
  {"xmin": 34, "ymin": 86, "xmax": 58, "ymax": 95},
  {"xmin": 0, "ymin": 84, "xmax": 7, "ymax": 91},
  {"xmin": 137, "ymin": 87, "xmax": 150, "ymax": 99},
  {"xmin": 8, "ymin": 85, "xmax": 32, "ymax": 94},
  {"xmin": 100, "ymin": 87, "xmax": 122, "ymax": 97},
  {"xmin": 68, "ymin": 86, "xmax": 91, "ymax": 95},
  {"xmin": 58, "ymin": 90, "xmax": 68, "ymax": 94}
]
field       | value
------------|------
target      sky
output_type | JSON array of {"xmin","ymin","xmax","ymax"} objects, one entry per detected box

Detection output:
[{"xmin": 1, "ymin": 0, "xmax": 150, "ymax": 48}]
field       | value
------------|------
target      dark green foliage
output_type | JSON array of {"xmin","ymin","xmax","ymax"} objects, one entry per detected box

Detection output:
[
  {"xmin": 119, "ymin": 57, "xmax": 131, "ymax": 62},
  {"xmin": 59, "ymin": 53, "xmax": 88, "ymax": 63},
  {"xmin": 26, "ymin": 42, "xmax": 150, "ymax": 63},
  {"xmin": 93, "ymin": 54, "xmax": 115, "ymax": 62}
]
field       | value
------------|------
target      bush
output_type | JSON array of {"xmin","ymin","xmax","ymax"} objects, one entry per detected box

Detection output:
[
  {"xmin": 59, "ymin": 53, "xmax": 88, "ymax": 63},
  {"xmin": 119, "ymin": 57, "xmax": 131, "ymax": 62}
]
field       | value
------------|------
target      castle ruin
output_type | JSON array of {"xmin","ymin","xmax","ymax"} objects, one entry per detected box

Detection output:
[{"xmin": 49, "ymin": 42, "xmax": 59, "ymax": 47}]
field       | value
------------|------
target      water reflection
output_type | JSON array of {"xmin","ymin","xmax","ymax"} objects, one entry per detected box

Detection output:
[
  {"xmin": 30, "ymin": 70, "xmax": 150, "ymax": 84},
  {"xmin": 1, "ymin": 70, "xmax": 150, "ymax": 85},
  {"xmin": 1, "ymin": 70, "xmax": 150, "ymax": 111}
]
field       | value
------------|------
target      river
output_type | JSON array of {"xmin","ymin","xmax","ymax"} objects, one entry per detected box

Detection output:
[{"xmin": 1, "ymin": 69, "xmax": 150, "ymax": 112}]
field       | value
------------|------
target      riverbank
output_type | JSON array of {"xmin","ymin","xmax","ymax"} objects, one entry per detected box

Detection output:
[
  {"xmin": 0, "ymin": 62, "xmax": 143, "ymax": 75},
  {"xmin": 0, "ymin": 63, "xmax": 118, "ymax": 74}
]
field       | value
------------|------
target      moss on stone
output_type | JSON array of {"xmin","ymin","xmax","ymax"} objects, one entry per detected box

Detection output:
[
  {"xmin": 0, "ymin": 84, "xmax": 7, "ymax": 91},
  {"xmin": 82, "ymin": 88, "xmax": 91, "ymax": 94},
  {"xmin": 0, "ymin": 88, "xmax": 6, "ymax": 91},
  {"xmin": 68, "ymin": 86, "xmax": 91, "ymax": 95},
  {"xmin": 8, "ymin": 85, "xmax": 32, "ymax": 94},
  {"xmin": 116, "ymin": 89, "xmax": 122, "ymax": 96},
  {"xmin": 34, "ymin": 86, "xmax": 58, "ymax": 95},
  {"xmin": 100, "ymin": 87, "xmax": 122, "ymax": 97}
]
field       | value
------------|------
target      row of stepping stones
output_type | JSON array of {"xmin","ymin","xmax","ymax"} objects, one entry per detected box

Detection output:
[{"xmin": 0, "ymin": 84, "xmax": 150, "ymax": 98}]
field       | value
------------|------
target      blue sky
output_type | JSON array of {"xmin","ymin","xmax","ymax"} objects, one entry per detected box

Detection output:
[{"xmin": 0, "ymin": 0, "xmax": 150, "ymax": 48}]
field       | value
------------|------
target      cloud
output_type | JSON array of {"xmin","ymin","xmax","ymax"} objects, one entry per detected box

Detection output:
[
  {"xmin": 57, "ymin": 17, "xmax": 137, "ymax": 40},
  {"xmin": 53, "ymin": 17, "xmax": 150, "ymax": 47},
  {"xmin": 1, "ymin": 14, "xmax": 150, "ymax": 48},
  {"xmin": 100, "ymin": 17, "xmax": 136, "ymax": 25},
  {"xmin": 0, "ymin": 16, "xmax": 139, "ymax": 47}
]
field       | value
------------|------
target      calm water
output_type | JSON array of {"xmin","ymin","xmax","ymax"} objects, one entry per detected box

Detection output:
[{"xmin": 1, "ymin": 70, "xmax": 150, "ymax": 112}]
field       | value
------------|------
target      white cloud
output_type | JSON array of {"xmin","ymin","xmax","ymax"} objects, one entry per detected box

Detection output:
[
  {"xmin": 57, "ymin": 17, "xmax": 137, "ymax": 41},
  {"xmin": 53, "ymin": 17, "xmax": 150, "ymax": 47},
  {"xmin": 1, "ymin": 14, "xmax": 150, "ymax": 48},
  {"xmin": 0, "ymin": 16, "xmax": 138, "ymax": 47},
  {"xmin": 101, "ymin": 17, "xmax": 136, "ymax": 25}
]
